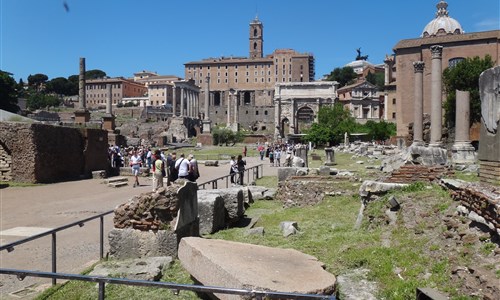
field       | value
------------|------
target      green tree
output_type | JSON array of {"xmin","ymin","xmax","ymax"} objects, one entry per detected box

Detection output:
[
  {"xmin": 85, "ymin": 69, "xmax": 107, "ymax": 79},
  {"xmin": 325, "ymin": 66, "xmax": 357, "ymax": 87},
  {"xmin": 27, "ymin": 73, "xmax": 49, "ymax": 91},
  {"xmin": 67, "ymin": 75, "xmax": 79, "ymax": 95},
  {"xmin": 361, "ymin": 120, "xmax": 396, "ymax": 141},
  {"xmin": 304, "ymin": 103, "xmax": 357, "ymax": 146},
  {"xmin": 365, "ymin": 71, "xmax": 385, "ymax": 91},
  {"xmin": 46, "ymin": 77, "xmax": 71, "ymax": 95},
  {"xmin": 442, "ymin": 55, "xmax": 494, "ymax": 127},
  {"xmin": 212, "ymin": 127, "xmax": 245, "ymax": 146},
  {"xmin": 0, "ymin": 70, "xmax": 20, "ymax": 112},
  {"xmin": 27, "ymin": 93, "xmax": 61, "ymax": 110}
]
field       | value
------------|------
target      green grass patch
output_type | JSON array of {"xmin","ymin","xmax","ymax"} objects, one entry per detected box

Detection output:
[{"xmin": 255, "ymin": 176, "xmax": 277, "ymax": 188}]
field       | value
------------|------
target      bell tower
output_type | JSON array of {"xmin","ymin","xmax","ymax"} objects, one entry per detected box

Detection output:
[{"xmin": 249, "ymin": 16, "xmax": 263, "ymax": 59}]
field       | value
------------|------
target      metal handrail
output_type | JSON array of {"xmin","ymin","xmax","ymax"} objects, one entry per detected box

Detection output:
[
  {"xmin": 0, "ymin": 209, "xmax": 113, "ymax": 285},
  {"xmin": 0, "ymin": 269, "xmax": 336, "ymax": 300},
  {"xmin": 197, "ymin": 164, "xmax": 263, "ymax": 190}
]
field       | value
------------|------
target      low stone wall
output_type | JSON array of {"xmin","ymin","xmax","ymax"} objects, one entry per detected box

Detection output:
[
  {"xmin": 441, "ymin": 179, "xmax": 500, "ymax": 235},
  {"xmin": 0, "ymin": 122, "xmax": 108, "ymax": 183},
  {"xmin": 387, "ymin": 165, "xmax": 454, "ymax": 184}
]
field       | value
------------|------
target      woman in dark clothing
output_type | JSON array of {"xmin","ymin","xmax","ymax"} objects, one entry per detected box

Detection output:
[{"xmin": 236, "ymin": 154, "xmax": 246, "ymax": 185}]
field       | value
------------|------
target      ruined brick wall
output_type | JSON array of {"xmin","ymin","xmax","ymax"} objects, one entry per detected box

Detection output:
[
  {"xmin": 0, "ymin": 122, "xmax": 109, "ymax": 183},
  {"xmin": 443, "ymin": 181, "xmax": 500, "ymax": 233}
]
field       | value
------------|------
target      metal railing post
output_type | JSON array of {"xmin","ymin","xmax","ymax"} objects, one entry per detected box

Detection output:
[
  {"xmin": 100, "ymin": 216, "xmax": 104, "ymax": 260},
  {"xmin": 99, "ymin": 282, "xmax": 105, "ymax": 300},
  {"xmin": 51, "ymin": 233, "xmax": 57, "ymax": 285}
]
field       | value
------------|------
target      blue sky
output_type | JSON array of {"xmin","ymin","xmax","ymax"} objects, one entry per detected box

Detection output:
[{"xmin": 1, "ymin": 0, "xmax": 498, "ymax": 82}]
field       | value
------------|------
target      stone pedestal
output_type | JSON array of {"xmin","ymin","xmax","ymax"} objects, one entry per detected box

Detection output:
[
  {"xmin": 74, "ymin": 110, "xmax": 90, "ymax": 124},
  {"xmin": 324, "ymin": 147, "xmax": 335, "ymax": 166},
  {"xmin": 451, "ymin": 142, "xmax": 476, "ymax": 165},
  {"xmin": 102, "ymin": 114, "xmax": 115, "ymax": 131},
  {"xmin": 202, "ymin": 119, "xmax": 212, "ymax": 133}
]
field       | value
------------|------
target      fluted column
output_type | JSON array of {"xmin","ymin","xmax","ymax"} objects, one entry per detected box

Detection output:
[
  {"xmin": 430, "ymin": 45, "xmax": 443, "ymax": 147},
  {"xmin": 413, "ymin": 61, "xmax": 425, "ymax": 146},
  {"xmin": 172, "ymin": 85, "xmax": 177, "ymax": 116},
  {"xmin": 274, "ymin": 97, "xmax": 281, "ymax": 139},
  {"xmin": 233, "ymin": 92, "xmax": 238, "ymax": 124},
  {"xmin": 180, "ymin": 88, "xmax": 185, "ymax": 117},
  {"xmin": 187, "ymin": 90, "xmax": 192, "ymax": 117}
]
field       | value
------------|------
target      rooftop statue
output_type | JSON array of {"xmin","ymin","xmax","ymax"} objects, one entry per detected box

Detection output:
[{"xmin": 356, "ymin": 48, "xmax": 369, "ymax": 61}]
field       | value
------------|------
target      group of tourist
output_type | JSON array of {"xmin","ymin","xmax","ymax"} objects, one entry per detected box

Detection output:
[
  {"xmin": 256, "ymin": 142, "xmax": 305, "ymax": 167},
  {"xmin": 107, "ymin": 144, "xmax": 200, "ymax": 191}
]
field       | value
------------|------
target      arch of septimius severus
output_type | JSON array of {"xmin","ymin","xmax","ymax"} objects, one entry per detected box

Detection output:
[{"xmin": 273, "ymin": 82, "xmax": 338, "ymax": 140}]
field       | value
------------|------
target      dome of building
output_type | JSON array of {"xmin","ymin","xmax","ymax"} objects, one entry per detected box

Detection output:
[{"xmin": 422, "ymin": 1, "xmax": 463, "ymax": 38}]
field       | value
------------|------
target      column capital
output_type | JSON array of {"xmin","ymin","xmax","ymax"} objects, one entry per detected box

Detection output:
[
  {"xmin": 430, "ymin": 45, "xmax": 443, "ymax": 59},
  {"xmin": 413, "ymin": 61, "xmax": 425, "ymax": 73}
]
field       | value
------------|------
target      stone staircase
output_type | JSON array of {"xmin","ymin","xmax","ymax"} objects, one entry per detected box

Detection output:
[{"xmin": 103, "ymin": 177, "xmax": 129, "ymax": 188}]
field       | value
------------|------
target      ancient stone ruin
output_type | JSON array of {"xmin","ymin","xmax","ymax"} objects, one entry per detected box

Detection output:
[{"xmin": 109, "ymin": 180, "xmax": 199, "ymax": 259}]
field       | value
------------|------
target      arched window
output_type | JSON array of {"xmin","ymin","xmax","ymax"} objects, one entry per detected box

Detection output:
[
  {"xmin": 253, "ymin": 42, "xmax": 257, "ymax": 50},
  {"xmin": 254, "ymin": 28, "xmax": 258, "ymax": 37}
]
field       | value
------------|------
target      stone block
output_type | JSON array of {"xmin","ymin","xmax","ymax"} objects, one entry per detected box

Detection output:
[
  {"xmin": 178, "ymin": 237, "xmax": 336, "ymax": 300},
  {"xmin": 90, "ymin": 256, "xmax": 173, "ymax": 281},
  {"xmin": 197, "ymin": 190, "xmax": 226, "ymax": 235},
  {"xmin": 277, "ymin": 167, "xmax": 298, "ymax": 182},
  {"xmin": 108, "ymin": 228, "xmax": 178, "ymax": 259},
  {"xmin": 204, "ymin": 160, "xmax": 219, "ymax": 167}
]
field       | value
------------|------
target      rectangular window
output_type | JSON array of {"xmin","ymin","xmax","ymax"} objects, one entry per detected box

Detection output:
[
  {"xmin": 392, "ymin": 98, "xmax": 396, "ymax": 105},
  {"xmin": 392, "ymin": 112, "xmax": 396, "ymax": 119}
]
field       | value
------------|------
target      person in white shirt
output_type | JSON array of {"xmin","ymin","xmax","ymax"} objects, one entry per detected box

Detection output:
[
  {"xmin": 129, "ymin": 149, "xmax": 142, "ymax": 187},
  {"xmin": 175, "ymin": 153, "xmax": 190, "ymax": 179}
]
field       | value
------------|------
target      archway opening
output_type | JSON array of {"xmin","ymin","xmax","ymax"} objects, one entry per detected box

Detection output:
[{"xmin": 296, "ymin": 106, "xmax": 314, "ymax": 133}]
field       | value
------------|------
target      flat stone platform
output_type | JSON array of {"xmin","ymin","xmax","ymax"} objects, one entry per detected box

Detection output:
[{"xmin": 178, "ymin": 237, "xmax": 336, "ymax": 299}]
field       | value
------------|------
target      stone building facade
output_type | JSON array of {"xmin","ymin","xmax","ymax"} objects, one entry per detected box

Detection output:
[
  {"xmin": 392, "ymin": 1, "xmax": 500, "ymax": 137},
  {"xmin": 337, "ymin": 80, "xmax": 381, "ymax": 123},
  {"xmin": 184, "ymin": 16, "xmax": 315, "ymax": 130},
  {"xmin": 85, "ymin": 77, "xmax": 147, "ymax": 109},
  {"xmin": 274, "ymin": 82, "xmax": 337, "ymax": 139},
  {"xmin": 0, "ymin": 122, "xmax": 109, "ymax": 183}
]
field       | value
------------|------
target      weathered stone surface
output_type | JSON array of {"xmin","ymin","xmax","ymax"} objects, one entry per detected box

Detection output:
[
  {"xmin": 198, "ymin": 188, "xmax": 245, "ymax": 224},
  {"xmin": 318, "ymin": 166, "xmax": 331, "ymax": 176},
  {"xmin": 108, "ymin": 228, "xmax": 178, "ymax": 259},
  {"xmin": 89, "ymin": 256, "xmax": 173, "ymax": 281},
  {"xmin": 197, "ymin": 190, "xmax": 226, "ymax": 235},
  {"xmin": 277, "ymin": 167, "xmax": 298, "ymax": 182},
  {"xmin": 204, "ymin": 160, "xmax": 219, "ymax": 167},
  {"xmin": 387, "ymin": 165, "xmax": 453, "ymax": 184},
  {"xmin": 178, "ymin": 237, "xmax": 336, "ymax": 299},
  {"xmin": 280, "ymin": 221, "xmax": 299, "ymax": 237},
  {"xmin": 246, "ymin": 186, "xmax": 276, "ymax": 200},
  {"xmin": 245, "ymin": 227, "xmax": 265, "ymax": 236},
  {"xmin": 359, "ymin": 180, "xmax": 408, "ymax": 198},
  {"xmin": 276, "ymin": 176, "xmax": 342, "ymax": 208}
]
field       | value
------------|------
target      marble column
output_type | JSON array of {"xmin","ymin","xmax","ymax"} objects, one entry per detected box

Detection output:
[
  {"xmin": 75, "ymin": 57, "xmax": 90, "ymax": 123},
  {"xmin": 274, "ymin": 97, "xmax": 281, "ymax": 140},
  {"xmin": 78, "ymin": 57, "xmax": 86, "ymax": 110},
  {"xmin": 430, "ymin": 45, "xmax": 443, "ymax": 147},
  {"xmin": 291, "ymin": 98, "xmax": 296, "ymax": 134},
  {"xmin": 180, "ymin": 88, "xmax": 185, "ymax": 117},
  {"xmin": 188, "ymin": 90, "xmax": 192, "ymax": 117},
  {"xmin": 412, "ymin": 61, "xmax": 425, "ymax": 146},
  {"xmin": 102, "ymin": 83, "xmax": 115, "ymax": 131},
  {"xmin": 227, "ymin": 91, "xmax": 231, "ymax": 127},
  {"xmin": 172, "ymin": 85, "xmax": 177, "ymax": 116},
  {"xmin": 451, "ymin": 90, "xmax": 476, "ymax": 164},
  {"xmin": 106, "ymin": 84, "xmax": 112, "ymax": 114},
  {"xmin": 233, "ymin": 92, "xmax": 238, "ymax": 124},
  {"xmin": 204, "ymin": 77, "xmax": 210, "ymax": 120}
]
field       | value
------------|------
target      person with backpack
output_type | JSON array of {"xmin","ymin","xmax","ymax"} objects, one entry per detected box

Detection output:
[
  {"xmin": 175, "ymin": 153, "xmax": 190, "ymax": 180},
  {"xmin": 168, "ymin": 152, "xmax": 178, "ymax": 182}
]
